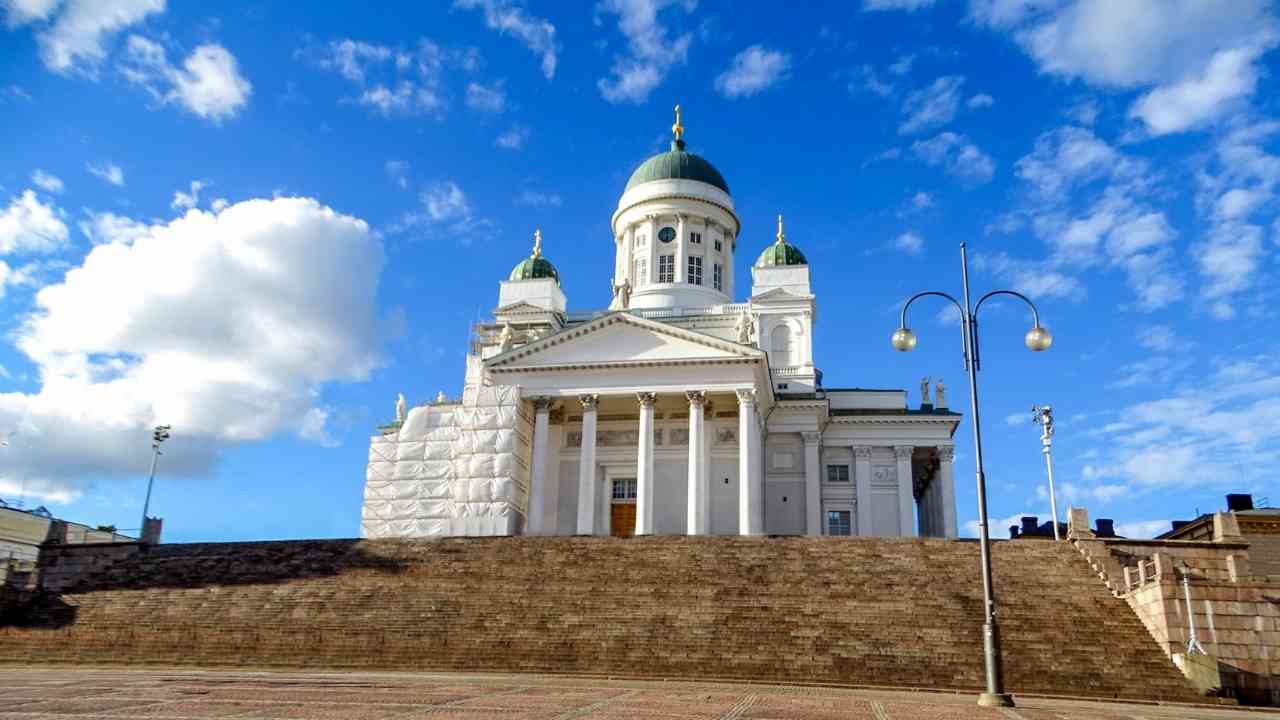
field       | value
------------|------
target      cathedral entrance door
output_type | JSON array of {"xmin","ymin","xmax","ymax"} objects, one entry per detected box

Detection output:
[{"xmin": 610, "ymin": 478, "xmax": 637, "ymax": 537}]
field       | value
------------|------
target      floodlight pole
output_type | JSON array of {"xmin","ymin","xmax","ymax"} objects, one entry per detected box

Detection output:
[{"xmin": 140, "ymin": 425, "xmax": 170, "ymax": 533}]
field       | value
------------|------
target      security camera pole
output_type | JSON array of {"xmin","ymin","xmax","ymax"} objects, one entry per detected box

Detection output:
[
  {"xmin": 1031, "ymin": 405, "xmax": 1060, "ymax": 541},
  {"xmin": 140, "ymin": 424, "xmax": 171, "ymax": 533}
]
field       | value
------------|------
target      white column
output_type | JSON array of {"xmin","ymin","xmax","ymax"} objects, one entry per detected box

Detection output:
[
  {"xmin": 635, "ymin": 392, "xmax": 656, "ymax": 535},
  {"xmin": 938, "ymin": 445, "xmax": 958, "ymax": 538},
  {"xmin": 626, "ymin": 225, "xmax": 637, "ymax": 286},
  {"xmin": 854, "ymin": 446, "xmax": 872, "ymax": 536},
  {"xmin": 895, "ymin": 445, "xmax": 915, "ymax": 537},
  {"xmin": 803, "ymin": 431, "xmax": 821, "ymax": 536},
  {"xmin": 646, "ymin": 215, "xmax": 658, "ymax": 284},
  {"xmin": 737, "ymin": 389, "xmax": 762, "ymax": 535},
  {"xmin": 676, "ymin": 214, "xmax": 688, "ymax": 282},
  {"xmin": 687, "ymin": 390, "xmax": 707, "ymax": 535},
  {"xmin": 576, "ymin": 394, "xmax": 598, "ymax": 535},
  {"xmin": 527, "ymin": 397, "xmax": 552, "ymax": 535}
]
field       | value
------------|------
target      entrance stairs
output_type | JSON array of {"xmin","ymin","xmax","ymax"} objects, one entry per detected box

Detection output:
[{"xmin": 0, "ymin": 536, "xmax": 1198, "ymax": 701}]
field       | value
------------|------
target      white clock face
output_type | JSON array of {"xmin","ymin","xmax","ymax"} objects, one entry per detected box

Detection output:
[{"xmin": 658, "ymin": 227, "xmax": 676, "ymax": 243}]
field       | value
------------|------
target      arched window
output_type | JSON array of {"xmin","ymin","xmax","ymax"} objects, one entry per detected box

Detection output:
[{"xmin": 771, "ymin": 325, "xmax": 795, "ymax": 366}]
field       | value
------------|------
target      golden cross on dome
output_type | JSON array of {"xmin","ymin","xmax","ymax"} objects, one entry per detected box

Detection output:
[
  {"xmin": 776, "ymin": 214, "xmax": 786, "ymax": 244},
  {"xmin": 533, "ymin": 228, "xmax": 542, "ymax": 257},
  {"xmin": 672, "ymin": 104, "xmax": 684, "ymax": 142}
]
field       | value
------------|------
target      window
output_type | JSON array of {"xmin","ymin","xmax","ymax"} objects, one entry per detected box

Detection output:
[
  {"xmin": 687, "ymin": 256, "xmax": 703, "ymax": 285},
  {"xmin": 612, "ymin": 478, "xmax": 637, "ymax": 500},
  {"xmin": 713, "ymin": 263, "xmax": 723, "ymax": 291},
  {"xmin": 658, "ymin": 255, "xmax": 675, "ymax": 283},
  {"xmin": 690, "ymin": 231, "xmax": 702, "ymax": 244},
  {"xmin": 826, "ymin": 465, "xmax": 850, "ymax": 483},
  {"xmin": 771, "ymin": 325, "xmax": 796, "ymax": 366},
  {"xmin": 635, "ymin": 258, "xmax": 648, "ymax": 287},
  {"xmin": 658, "ymin": 227, "xmax": 676, "ymax": 243},
  {"xmin": 634, "ymin": 234, "xmax": 646, "ymax": 248},
  {"xmin": 714, "ymin": 238, "xmax": 723, "ymax": 252},
  {"xmin": 828, "ymin": 510, "xmax": 852, "ymax": 536}
]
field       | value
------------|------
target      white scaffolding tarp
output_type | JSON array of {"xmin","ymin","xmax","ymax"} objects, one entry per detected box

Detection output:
[{"xmin": 360, "ymin": 385, "xmax": 531, "ymax": 538}]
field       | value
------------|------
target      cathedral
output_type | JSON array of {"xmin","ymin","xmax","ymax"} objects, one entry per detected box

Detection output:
[{"xmin": 361, "ymin": 109, "xmax": 961, "ymax": 540}]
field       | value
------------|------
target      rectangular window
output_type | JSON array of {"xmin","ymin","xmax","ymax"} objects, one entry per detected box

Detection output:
[
  {"xmin": 713, "ymin": 263, "xmax": 723, "ymax": 291},
  {"xmin": 690, "ymin": 231, "xmax": 702, "ymax": 244},
  {"xmin": 635, "ymin": 258, "xmax": 648, "ymax": 287},
  {"xmin": 612, "ymin": 478, "xmax": 637, "ymax": 500},
  {"xmin": 714, "ymin": 238, "xmax": 722, "ymax": 252},
  {"xmin": 828, "ymin": 510, "xmax": 852, "ymax": 536},
  {"xmin": 826, "ymin": 465, "xmax": 850, "ymax": 483},
  {"xmin": 687, "ymin": 256, "xmax": 703, "ymax": 285},
  {"xmin": 658, "ymin": 255, "xmax": 675, "ymax": 283},
  {"xmin": 635, "ymin": 234, "xmax": 646, "ymax": 248}
]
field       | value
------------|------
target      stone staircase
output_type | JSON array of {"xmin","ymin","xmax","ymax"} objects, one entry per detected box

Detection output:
[{"xmin": 0, "ymin": 536, "xmax": 1198, "ymax": 701}]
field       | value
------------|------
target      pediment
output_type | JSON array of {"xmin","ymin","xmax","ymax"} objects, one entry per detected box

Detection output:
[
  {"xmin": 750, "ymin": 287, "xmax": 809, "ymax": 302},
  {"xmin": 493, "ymin": 301, "xmax": 555, "ymax": 315},
  {"xmin": 486, "ymin": 311, "xmax": 762, "ymax": 369}
]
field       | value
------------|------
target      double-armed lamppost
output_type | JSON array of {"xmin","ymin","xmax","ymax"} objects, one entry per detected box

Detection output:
[
  {"xmin": 140, "ymin": 424, "xmax": 171, "ymax": 533},
  {"xmin": 891, "ymin": 242, "xmax": 1052, "ymax": 708}
]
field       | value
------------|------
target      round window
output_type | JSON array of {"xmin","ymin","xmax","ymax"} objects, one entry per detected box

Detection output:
[{"xmin": 658, "ymin": 227, "xmax": 676, "ymax": 243}]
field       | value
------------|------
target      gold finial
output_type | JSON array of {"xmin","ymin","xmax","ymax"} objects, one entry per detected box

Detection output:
[
  {"xmin": 672, "ymin": 103, "xmax": 684, "ymax": 142},
  {"xmin": 776, "ymin": 214, "xmax": 785, "ymax": 244},
  {"xmin": 532, "ymin": 228, "xmax": 542, "ymax": 257}
]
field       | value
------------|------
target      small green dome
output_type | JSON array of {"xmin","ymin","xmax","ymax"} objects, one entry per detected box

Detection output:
[
  {"xmin": 755, "ymin": 215, "xmax": 807, "ymax": 267},
  {"xmin": 509, "ymin": 230, "xmax": 560, "ymax": 285},
  {"xmin": 625, "ymin": 140, "xmax": 731, "ymax": 195}
]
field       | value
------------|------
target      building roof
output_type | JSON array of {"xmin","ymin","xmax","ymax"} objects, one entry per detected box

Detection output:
[
  {"xmin": 756, "ymin": 215, "xmax": 807, "ymax": 267},
  {"xmin": 625, "ymin": 139, "xmax": 731, "ymax": 195},
  {"xmin": 509, "ymin": 229, "xmax": 560, "ymax": 285}
]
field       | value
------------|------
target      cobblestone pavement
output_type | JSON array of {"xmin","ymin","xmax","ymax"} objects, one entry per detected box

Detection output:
[{"xmin": 0, "ymin": 668, "xmax": 1266, "ymax": 719}]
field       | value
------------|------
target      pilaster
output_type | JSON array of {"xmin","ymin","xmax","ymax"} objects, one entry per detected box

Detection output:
[
  {"xmin": 895, "ymin": 446, "xmax": 915, "ymax": 537},
  {"xmin": 737, "ymin": 389, "xmax": 762, "ymax": 535},
  {"xmin": 636, "ymin": 392, "xmax": 656, "ymax": 535},
  {"xmin": 576, "ymin": 394, "xmax": 599, "ymax": 535},
  {"xmin": 854, "ymin": 446, "xmax": 872, "ymax": 536},
  {"xmin": 938, "ymin": 445, "xmax": 957, "ymax": 538},
  {"xmin": 687, "ymin": 390, "xmax": 708, "ymax": 535},
  {"xmin": 527, "ymin": 397, "xmax": 552, "ymax": 535},
  {"xmin": 802, "ymin": 431, "xmax": 821, "ymax": 536}
]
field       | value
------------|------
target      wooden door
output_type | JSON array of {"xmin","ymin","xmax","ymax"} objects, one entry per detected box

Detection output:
[{"xmin": 611, "ymin": 503, "xmax": 636, "ymax": 537}]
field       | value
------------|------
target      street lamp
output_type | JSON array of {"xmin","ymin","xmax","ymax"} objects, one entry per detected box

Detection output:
[
  {"xmin": 891, "ymin": 242, "xmax": 1052, "ymax": 708},
  {"xmin": 1031, "ymin": 405, "xmax": 1061, "ymax": 541},
  {"xmin": 140, "ymin": 424, "xmax": 171, "ymax": 534}
]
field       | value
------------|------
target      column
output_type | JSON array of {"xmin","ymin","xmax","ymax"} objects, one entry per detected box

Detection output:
[
  {"xmin": 646, "ymin": 215, "xmax": 658, "ymax": 284},
  {"xmin": 676, "ymin": 214, "xmax": 688, "ymax": 283},
  {"xmin": 895, "ymin": 445, "xmax": 915, "ymax": 537},
  {"xmin": 737, "ymin": 389, "xmax": 762, "ymax": 535},
  {"xmin": 527, "ymin": 397, "xmax": 552, "ymax": 535},
  {"xmin": 686, "ymin": 390, "xmax": 707, "ymax": 535},
  {"xmin": 938, "ymin": 445, "xmax": 958, "ymax": 538},
  {"xmin": 854, "ymin": 446, "xmax": 872, "ymax": 536},
  {"xmin": 802, "ymin": 431, "xmax": 821, "ymax": 536},
  {"xmin": 635, "ymin": 392, "xmax": 656, "ymax": 535},
  {"xmin": 576, "ymin": 394, "xmax": 599, "ymax": 535},
  {"xmin": 626, "ymin": 225, "xmax": 637, "ymax": 286}
]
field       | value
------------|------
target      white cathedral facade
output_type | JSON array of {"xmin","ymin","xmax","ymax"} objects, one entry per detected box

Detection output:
[{"xmin": 361, "ymin": 111, "xmax": 961, "ymax": 540}]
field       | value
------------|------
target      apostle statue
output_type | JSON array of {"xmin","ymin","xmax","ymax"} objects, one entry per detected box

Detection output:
[
  {"xmin": 609, "ymin": 278, "xmax": 632, "ymax": 310},
  {"xmin": 435, "ymin": 390, "xmax": 448, "ymax": 404},
  {"xmin": 734, "ymin": 311, "xmax": 754, "ymax": 344},
  {"xmin": 395, "ymin": 393, "xmax": 406, "ymax": 423},
  {"xmin": 920, "ymin": 376, "xmax": 931, "ymax": 406},
  {"xmin": 935, "ymin": 378, "xmax": 947, "ymax": 408},
  {"xmin": 497, "ymin": 323, "xmax": 514, "ymax": 353}
]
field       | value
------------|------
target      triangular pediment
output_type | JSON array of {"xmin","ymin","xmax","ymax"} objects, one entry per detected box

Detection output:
[
  {"xmin": 493, "ymin": 301, "xmax": 555, "ymax": 315},
  {"xmin": 750, "ymin": 287, "xmax": 810, "ymax": 302},
  {"xmin": 487, "ymin": 311, "xmax": 762, "ymax": 369}
]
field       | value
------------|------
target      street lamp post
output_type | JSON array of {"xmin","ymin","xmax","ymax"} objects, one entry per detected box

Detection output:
[
  {"xmin": 140, "ymin": 424, "xmax": 171, "ymax": 534},
  {"xmin": 1032, "ymin": 405, "xmax": 1061, "ymax": 541},
  {"xmin": 890, "ymin": 242, "xmax": 1052, "ymax": 708}
]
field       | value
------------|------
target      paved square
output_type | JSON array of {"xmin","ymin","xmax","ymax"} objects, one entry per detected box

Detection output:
[{"xmin": 0, "ymin": 668, "xmax": 1260, "ymax": 719}]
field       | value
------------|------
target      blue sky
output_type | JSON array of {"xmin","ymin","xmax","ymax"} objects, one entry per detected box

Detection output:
[{"xmin": 1, "ymin": 0, "xmax": 1278, "ymax": 542}]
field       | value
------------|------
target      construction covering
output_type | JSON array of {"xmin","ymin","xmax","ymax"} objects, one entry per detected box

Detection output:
[{"xmin": 360, "ymin": 385, "xmax": 531, "ymax": 538}]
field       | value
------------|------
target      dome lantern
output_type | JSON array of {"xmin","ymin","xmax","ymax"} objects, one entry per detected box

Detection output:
[
  {"xmin": 509, "ymin": 229, "xmax": 560, "ymax": 284},
  {"xmin": 756, "ymin": 214, "xmax": 808, "ymax": 267}
]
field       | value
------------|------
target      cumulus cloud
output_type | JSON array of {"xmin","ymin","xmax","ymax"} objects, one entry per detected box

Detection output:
[
  {"xmin": 421, "ymin": 182, "xmax": 471, "ymax": 223},
  {"xmin": 86, "ymin": 161, "xmax": 124, "ymax": 186},
  {"xmin": 893, "ymin": 231, "xmax": 923, "ymax": 255},
  {"xmin": 453, "ymin": 0, "xmax": 558, "ymax": 79},
  {"xmin": 0, "ymin": 197, "xmax": 384, "ymax": 502},
  {"xmin": 30, "ymin": 169, "xmax": 63, "ymax": 193},
  {"xmin": 3, "ymin": 0, "xmax": 62, "ymax": 27},
  {"xmin": 119, "ymin": 35, "xmax": 252, "ymax": 122},
  {"xmin": 596, "ymin": 0, "xmax": 694, "ymax": 104},
  {"xmin": 169, "ymin": 179, "xmax": 206, "ymax": 210},
  {"xmin": 307, "ymin": 37, "xmax": 471, "ymax": 117},
  {"xmin": 464, "ymin": 80, "xmax": 506, "ymax": 112},
  {"xmin": 32, "ymin": 0, "xmax": 164, "ymax": 74},
  {"xmin": 899, "ymin": 76, "xmax": 964, "ymax": 134},
  {"xmin": 1129, "ymin": 46, "xmax": 1264, "ymax": 136},
  {"xmin": 514, "ymin": 190, "xmax": 562, "ymax": 208},
  {"xmin": 968, "ymin": 93, "xmax": 994, "ymax": 109},
  {"xmin": 714, "ymin": 45, "xmax": 791, "ymax": 99},
  {"xmin": 911, "ymin": 131, "xmax": 995, "ymax": 183},
  {"xmin": 495, "ymin": 124, "xmax": 529, "ymax": 150},
  {"xmin": 77, "ymin": 210, "xmax": 148, "ymax": 245},
  {"xmin": 0, "ymin": 189, "xmax": 69, "ymax": 255}
]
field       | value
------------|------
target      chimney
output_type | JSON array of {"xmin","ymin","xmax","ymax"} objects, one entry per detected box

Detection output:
[
  {"xmin": 1009, "ymin": 525, "xmax": 1020, "ymax": 539},
  {"xmin": 141, "ymin": 517, "xmax": 163, "ymax": 545},
  {"xmin": 1020, "ymin": 516, "xmax": 1039, "ymax": 535},
  {"xmin": 1225, "ymin": 493, "xmax": 1253, "ymax": 512},
  {"xmin": 1095, "ymin": 518, "xmax": 1115, "ymax": 537}
]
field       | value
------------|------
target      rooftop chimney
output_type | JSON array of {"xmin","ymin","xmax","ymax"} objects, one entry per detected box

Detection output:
[
  {"xmin": 1095, "ymin": 518, "xmax": 1115, "ymax": 537},
  {"xmin": 1020, "ymin": 516, "xmax": 1039, "ymax": 534},
  {"xmin": 1226, "ymin": 493, "xmax": 1253, "ymax": 512}
]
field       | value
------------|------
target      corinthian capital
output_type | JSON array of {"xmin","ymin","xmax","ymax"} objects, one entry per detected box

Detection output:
[{"xmin": 578, "ymin": 393, "xmax": 599, "ymax": 410}]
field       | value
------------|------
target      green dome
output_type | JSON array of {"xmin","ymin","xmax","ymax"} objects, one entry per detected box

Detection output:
[
  {"xmin": 625, "ymin": 140, "xmax": 731, "ymax": 195},
  {"xmin": 755, "ymin": 215, "xmax": 807, "ymax": 267},
  {"xmin": 509, "ymin": 230, "xmax": 560, "ymax": 284}
]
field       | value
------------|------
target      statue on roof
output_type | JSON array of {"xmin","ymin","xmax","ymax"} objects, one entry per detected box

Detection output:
[
  {"xmin": 435, "ymin": 391, "xmax": 448, "ymax": 404},
  {"xmin": 735, "ymin": 310, "xmax": 754, "ymax": 344},
  {"xmin": 610, "ymin": 277, "xmax": 632, "ymax": 310},
  {"xmin": 935, "ymin": 378, "xmax": 947, "ymax": 408},
  {"xmin": 498, "ymin": 323, "xmax": 514, "ymax": 353},
  {"xmin": 395, "ymin": 393, "xmax": 406, "ymax": 423},
  {"xmin": 920, "ymin": 376, "xmax": 931, "ymax": 406}
]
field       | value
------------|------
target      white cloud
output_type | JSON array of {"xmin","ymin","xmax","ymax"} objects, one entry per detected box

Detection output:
[
  {"xmin": 899, "ymin": 75, "xmax": 964, "ymax": 134},
  {"xmin": 1114, "ymin": 519, "xmax": 1170, "ymax": 539},
  {"xmin": 465, "ymin": 80, "xmax": 506, "ymax": 112},
  {"xmin": 495, "ymin": 124, "xmax": 530, "ymax": 150},
  {"xmin": 888, "ymin": 54, "xmax": 914, "ymax": 75},
  {"xmin": 893, "ymin": 231, "xmax": 923, "ymax": 255},
  {"xmin": 910, "ymin": 191, "xmax": 933, "ymax": 210},
  {"xmin": 864, "ymin": 0, "xmax": 936, "ymax": 10},
  {"xmin": 1136, "ymin": 324, "xmax": 1177, "ymax": 352},
  {"xmin": 318, "ymin": 39, "xmax": 393, "ymax": 84},
  {"xmin": 421, "ymin": 181, "xmax": 471, "ymax": 223},
  {"xmin": 596, "ymin": 0, "xmax": 694, "ymax": 104},
  {"xmin": 714, "ymin": 45, "xmax": 791, "ymax": 99},
  {"xmin": 965, "ymin": 511, "xmax": 1036, "ymax": 539},
  {"xmin": 30, "ymin": 169, "xmax": 63, "ymax": 193},
  {"xmin": 967, "ymin": 93, "xmax": 994, "ymax": 109},
  {"xmin": 453, "ymin": 0, "xmax": 558, "ymax": 80},
  {"xmin": 170, "ymin": 179, "xmax": 206, "ymax": 210},
  {"xmin": 911, "ymin": 132, "xmax": 996, "ymax": 183},
  {"xmin": 1129, "ymin": 46, "xmax": 1263, "ymax": 136},
  {"xmin": 854, "ymin": 64, "xmax": 895, "ymax": 98},
  {"xmin": 0, "ymin": 189, "xmax": 69, "ymax": 254},
  {"xmin": 86, "ymin": 161, "xmax": 124, "ymax": 186},
  {"xmin": 356, "ymin": 81, "xmax": 442, "ymax": 116},
  {"xmin": 34, "ymin": 0, "xmax": 164, "ymax": 74},
  {"xmin": 384, "ymin": 160, "xmax": 409, "ymax": 189},
  {"xmin": 1065, "ymin": 98, "xmax": 1100, "ymax": 125},
  {"xmin": 310, "ymin": 38, "xmax": 460, "ymax": 117},
  {"xmin": 119, "ymin": 36, "xmax": 251, "ymax": 122},
  {"xmin": 3, "ymin": 0, "xmax": 62, "ymax": 27},
  {"xmin": 973, "ymin": 252, "xmax": 1085, "ymax": 300},
  {"xmin": 514, "ymin": 190, "xmax": 562, "ymax": 208},
  {"xmin": 1194, "ymin": 223, "xmax": 1265, "ymax": 302},
  {"xmin": 78, "ymin": 210, "xmax": 148, "ymax": 245},
  {"xmin": 0, "ymin": 197, "xmax": 384, "ymax": 500}
]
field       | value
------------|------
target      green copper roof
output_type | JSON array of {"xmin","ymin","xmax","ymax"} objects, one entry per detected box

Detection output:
[
  {"xmin": 509, "ymin": 230, "xmax": 560, "ymax": 284},
  {"xmin": 624, "ymin": 140, "xmax": 731, "ymax": 195},
  {"xmin": 756, "ymin": 215, "xmax": 807, "ymax": 267}
]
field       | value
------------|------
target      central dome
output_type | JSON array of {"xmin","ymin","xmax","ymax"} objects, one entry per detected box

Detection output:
[{"xmin": 625, "ymin": 138, "xmax": 730, "ymax": 196}]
